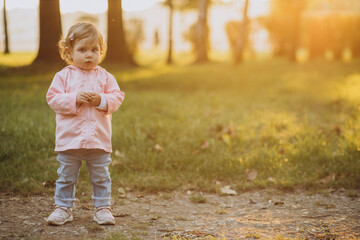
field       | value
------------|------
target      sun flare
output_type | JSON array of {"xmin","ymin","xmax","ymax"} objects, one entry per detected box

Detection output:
[{"xmin": 1, "ymin": 0, "xmax": 160, "ymax": 13}]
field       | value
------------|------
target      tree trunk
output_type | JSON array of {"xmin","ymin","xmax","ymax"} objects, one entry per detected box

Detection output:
[
  {"xmin": 195, "ymin": 0, "xmax": 209, "ymax": 63},
  {"xmin": 290, "ymin": 12, "xmax": 300, "ymax": 62},
  {"xmin": 3, "ymin": 0, "xmax": 9, "ymax": 54},
  {"xmin": 166, "ymin": 0, "xmax": 173, "ymax": 65},
  {"xmin": 32, "ymin": 0, "xmax": 62, "ymax": 65},
  {"xmin": 289, "ymin": 0, "xmax": 305, "ymax": 62},
  {"xmin": 104, "ymin": 0, "xmax": 136, "ymax": 66},
  {"xmin": 234, "ymin": 0, "xmax": 249, "ymax": 64}
]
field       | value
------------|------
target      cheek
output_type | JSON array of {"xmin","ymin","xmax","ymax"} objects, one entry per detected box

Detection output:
[
  {"xmin": 73, "ymin": 54, "xmax": 82, "ymax": 61},
  {"xmin": 94, "ymin": 53, "xmax": 100, "ymax": 60}
]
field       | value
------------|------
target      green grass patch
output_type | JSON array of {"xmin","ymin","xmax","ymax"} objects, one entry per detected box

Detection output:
[
  {"xmin": 0, "ymin": 52, "xmax": 36, "ymax": 67},
  {"xmin": 1, "ymin": 52, "xmax": 360, "ymax": 195}
]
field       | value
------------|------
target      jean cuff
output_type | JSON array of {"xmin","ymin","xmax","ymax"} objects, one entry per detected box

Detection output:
[
  {"xmin": 54, "ymin": 197, "xmax": 74, "ymax": 208},
  {"xmin": 92, "ymin": 196, "xmax": 111, "ymax": 207}
]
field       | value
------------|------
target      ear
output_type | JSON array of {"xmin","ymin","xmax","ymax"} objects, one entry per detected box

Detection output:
[{"xmin": 65, "ymin": 47, "xmax": 73, "ymax": 61}]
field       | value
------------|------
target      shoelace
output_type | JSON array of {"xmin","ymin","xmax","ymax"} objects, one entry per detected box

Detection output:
[
  {"xmin": 95, "ymin": 206, "xmax": 112, "ymax": 212},
  {"xmin": 95, "ymin": 207, "xmax": 113, "ymax": 218},
  {"xmin": 53, "ymin": 207, "xmax": 71, "ymax": 218}
]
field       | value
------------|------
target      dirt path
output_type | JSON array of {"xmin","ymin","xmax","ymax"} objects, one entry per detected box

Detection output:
[{"xmin": 0, "ymin": 189, "xmax": 359, "ymax": 240}]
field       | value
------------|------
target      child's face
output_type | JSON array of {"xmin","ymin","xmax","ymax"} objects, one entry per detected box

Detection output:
[{"xmin": 70, "ymin": 37, "xmax": 101, "ymax": 70}]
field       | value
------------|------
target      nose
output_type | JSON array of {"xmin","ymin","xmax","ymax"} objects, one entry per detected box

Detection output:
[{"xmin": 85, "ymin": 51, "xmax": 92, "ymax": 58}]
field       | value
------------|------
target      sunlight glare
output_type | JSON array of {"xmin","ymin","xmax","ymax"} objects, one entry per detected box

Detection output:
[
  {"xmin": 1, "ymin": 0, "xmax": 159, "ymax": 13},
  {"xmin": 60, "ymin": 0, "xmax": 107, "ymax": 14},
  {"xmin": 1, "ymin": 0, "xmax": 38, "ymax": 10},
  {"xmin": 122, "ymin": 0, "xmax": 159, "ymax": 12}
]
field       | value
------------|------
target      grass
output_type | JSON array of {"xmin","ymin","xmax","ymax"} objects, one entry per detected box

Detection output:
[
  {"xmin": 0, "ymin": 52, "xmax": 360, "ymax": 196},
  {"xmin": 102, "ymin": 232, "xmax": 142, "ymax": 240},
  {"xmin": 0, "ymin": 52, "xmax": 37, "ymax": 67},
  {"xmin": 190, "ymin": 192, "xmax": 207, "ymax": 203}
]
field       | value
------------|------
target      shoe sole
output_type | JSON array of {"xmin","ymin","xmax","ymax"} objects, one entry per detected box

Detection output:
[
  {"xmin": 47, "ymin": 215, "xmax": 73, "ymax": 226},
  {"xmin": 93, "ymin": 215, "xmax": 115, "ymax": 225}
]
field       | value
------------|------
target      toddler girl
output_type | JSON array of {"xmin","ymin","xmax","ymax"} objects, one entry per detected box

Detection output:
[{"xmin": 46, "ymin": 22, "xmax": 124, "ymax": 225}]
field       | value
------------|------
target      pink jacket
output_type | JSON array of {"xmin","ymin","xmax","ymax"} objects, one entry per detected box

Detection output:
[{"xmin": 46, "ymin": 65, "xmax": 125, "ymax": 153}]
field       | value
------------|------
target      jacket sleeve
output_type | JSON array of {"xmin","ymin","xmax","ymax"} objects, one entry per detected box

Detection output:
[
  {"xmin": 102, "ymin": 72, "xmax": 125, "ymax": 115},
  {"xmin": 46, "ymin": 73, "xmax": 79, "ymax": 115}
]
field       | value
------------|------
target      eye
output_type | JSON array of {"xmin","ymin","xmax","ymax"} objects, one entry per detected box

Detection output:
[
  {"xmin": 77, "ymin": 48, "xmax": 86, "ymax": 53},
  {"xmin": 92, "ymin": 48, "xmax": 99, "ymax": 52}
]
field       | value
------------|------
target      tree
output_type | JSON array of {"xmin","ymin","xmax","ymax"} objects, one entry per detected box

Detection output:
[
  {"xmin": 160, "ymin": 0, "xmax": 179, "ymax": 64},
  {"xmin": 124, "ymin": 18, "xmax": 145, "ymax": 55},
  {"xmin": 104, "ymin": 0, "xmax": 136, "ymax": 66},
  {"xmin": 287, "ymin": 0, "xmax": 306, "ymax": 61},
  {"xmin": 195, "ymin": 0, "xmax": 209, "ymax": 63},
  {"xmin": 3, "ymin": 0, "xmax": 9, "ymax": 54},
  {"xmin": 161, "ymin": 0, "xmax": 211, "ymax": 64},
  {"xmin": 234, "ymin": 0, "xmax": 249, "ymax": 63},
  {"xmin": 32, "ymin": 0, "xmax": 63, "ymax": 65},
  {"xmin": 261, "ymin": 0, "xmax": 307, "ymax": 61},
  {"xmin": 166, "ymin": 0, "xmax": 174, "ymax": 64}
]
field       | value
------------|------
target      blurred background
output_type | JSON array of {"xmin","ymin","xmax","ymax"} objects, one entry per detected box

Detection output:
[{"xmin": 1, "ymin": 0, "xmax": 359, "ymax": 65}]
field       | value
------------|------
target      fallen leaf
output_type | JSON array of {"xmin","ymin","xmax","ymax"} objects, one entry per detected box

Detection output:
[
  {"xmin": 154, "ymin": 144, "xmax": 163, "ymax": 153},
  {"xmin": 192, "ymin": 149, "xmax": 200, "ymax": 155},
  {"xmin": 279, "ymin": 148, "xmax": 286, "ymax": 154},
  {"xmin": 213, "ymin": 124, "xmax": 223, "ymax": 133},
  {"xmin": 219, "ymin": 203, "xmax": 233, "ymax": 208},
  {"xmin": 222, "ymin": 134, "xmax": 231, "ymax": 145},
  {"xmin": 80, "ymin": 204, "xmax": 92, "ymax": 210},
  {"xmin": 42, "ymin": 180, "xmax": 56, "ymax": 187},
  {"xmin": 117, "ymin": 187, "xmax": 126, "ymax": 198},
  {"xmin": 319, "ymin": 172, "xmax": 336, "ymax": 184},
  {"xmin": 267, "ymin": 177, "xmax": 276, "ymax": 183},
  {"xmin": 9, "ymin": 197, "xmax": 20, "ymax": 201},
  {"xmin": 223, "ymin": 121, "xmax": 236, "ymax": 137},
  {"xmin": 245, "ymin": 169, "xmax": 258, "ymax": 181},
  {"xmin": 220, "ymin": 185, "xmax": 237, "ymax": 195},
  {"xmin": 113, "ymin": 213, "xmax": 130, "ymax": 218},
  {"xmin": 215, "ymin": 209, "xmax": 229, "ymax": 214},
  {"xmin": 114, "ymin": 150, "xmax": 125, "ymax": 159},
  {"xmin": 249, "ymin": 198, "xmax": 257, "ymax": 204},
  {"xmin": 146, "ymin": 132, "xmax": 156, "ymax": 140},
  {"xmin": 114, "ymin": 150, "xmax": 121, "ymax": 157},
  {"xmin": 274, "ymin": 201, "xmax": 285, "ymax": 206},
  {"xmin": 333, "ymin": 126, "xmax": 341, "ymax": 135},
  {"xmin": 200, "ymin": 140, "xmax": 210, "ymax": 149},
  {"xmin": 111, "ymin": 160, "xmax": 121, "ymax": 166}
]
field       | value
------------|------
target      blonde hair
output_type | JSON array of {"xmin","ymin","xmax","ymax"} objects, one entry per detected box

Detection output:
[{"xmin": 58, "ymin": 22, "xmax": 107, "ymax": 64}]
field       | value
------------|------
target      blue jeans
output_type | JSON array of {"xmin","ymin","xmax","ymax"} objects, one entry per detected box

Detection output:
[{"xmin": 54, "ymin": 149, "xmax": 112, "ymax": 208}]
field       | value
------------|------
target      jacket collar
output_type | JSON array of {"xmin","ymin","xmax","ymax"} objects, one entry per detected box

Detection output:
[{"xmin": 66, "ymin": 65, "xmax": 101, "ymax": 72}]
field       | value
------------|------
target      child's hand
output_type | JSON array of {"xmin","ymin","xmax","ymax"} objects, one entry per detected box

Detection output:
[
  {"xmin": 89, "ymin": 92, "xmax": 101, "ymax": 107},
  {"xmin": 76, "ymin": 92, "xmax": 91, "ymax": 106}
]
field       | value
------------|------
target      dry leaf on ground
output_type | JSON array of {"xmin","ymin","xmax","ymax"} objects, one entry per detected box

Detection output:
[
  {"xmin": 246, "ymin": 169, "xmax": 258, "ymax": 181},
  {"xmin": 319, "ymin": 173, "xmax": 336, "ymax": 184},
  {"xmin": 154, "ymin": 144, "xmax": 163, "ymax": 153},
  {"xmin": 117, "ymin": 187, "xmax": 126, "ymax": 198},
  {"xmin": 220, "ymin": 185, "xmax": 237, "ymax": 195},
  {"xmin": 200, "ymin": 140, "xmax": 210, "ymax": 149}
]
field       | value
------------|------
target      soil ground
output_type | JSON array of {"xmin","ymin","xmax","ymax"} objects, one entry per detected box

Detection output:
[{"xmin": 1, "ymin": 189, "xmax": 359, "ymax": 240}]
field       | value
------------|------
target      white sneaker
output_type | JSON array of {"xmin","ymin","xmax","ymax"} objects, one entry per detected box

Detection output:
[
  {"xmin": 93, "ymin": 206, "xmax": 115, "ymax": 225},
  {"xmin": 47, "ymin": 207, "xmax": 73, "ymax": 225}
]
